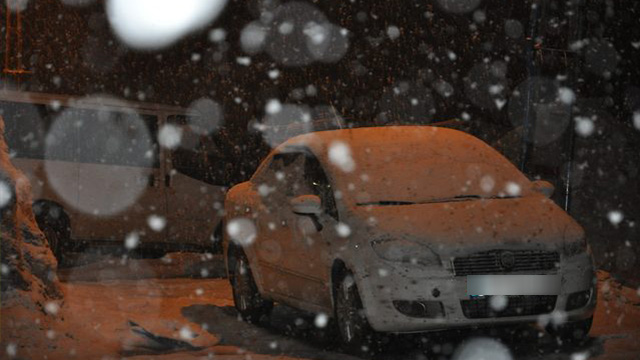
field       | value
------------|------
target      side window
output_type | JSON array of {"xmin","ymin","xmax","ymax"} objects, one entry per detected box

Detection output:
[
  {"xmin": 254, "ymin": 154, "xmax": 287, "ymax": 210},
  {"xmin": 75, "ymin": 110, "xmax": 159, "ymax": 168},
  {"xmin": 303, "ymin": 154, "xmax": 339, "ymax": 220},
  {"xmin": 1, "ymin": 101, "xmax": 49, "ymax": 160},
  {"xmin": 255, "ymin": 154, "xmax": 284, "ymax": 184},
  {"xmin": 168, "ymin": 115, "xmax": 229, "ymax": 186},
  {"xmin": 282, "ymin": 152, "xmax": 312, "ymax": 198}
]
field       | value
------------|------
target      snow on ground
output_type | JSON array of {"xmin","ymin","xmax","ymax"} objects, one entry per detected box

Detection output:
[
  {"xmin": 57, "ymin": 252, "xmax": 226, "ymax": 282},
  {"xmin": 5, "ymin": 265, "xmax": 640, "ymax": 360}
]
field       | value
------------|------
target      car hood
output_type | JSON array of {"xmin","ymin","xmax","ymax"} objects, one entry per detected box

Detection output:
[{"xmin": 351, "ymin": 196, "xmax": 584, "ymax": 257}]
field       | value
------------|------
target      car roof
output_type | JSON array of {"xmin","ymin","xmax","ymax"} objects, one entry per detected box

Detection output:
[
  {"xmin": 0, "ymin": 89, "xmax": 193, "ymax": 114},
  {"xmin": 278, "ymin": 125, "xmax": 480, "ymax": 161}
]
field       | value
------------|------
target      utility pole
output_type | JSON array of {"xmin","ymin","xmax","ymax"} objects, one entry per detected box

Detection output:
[{"xmin": 3, "ymin": 1, "xmax": 32, "ymax": 86}]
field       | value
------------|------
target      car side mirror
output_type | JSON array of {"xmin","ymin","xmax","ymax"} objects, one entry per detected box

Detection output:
[
  {"xmin": 291, "ymin": 195, "xmax": 322, "ymax": 215},
  {"xmin": 531, "ymin": 180, "xmax": 555, "ymax": 198}
]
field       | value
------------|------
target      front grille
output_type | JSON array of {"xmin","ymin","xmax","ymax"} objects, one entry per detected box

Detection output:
[
  {"xmin": 453, "ymin": 250, "xmax": 559, "ymax": 276},
  {"xmin": 460, "ymin": 295, "xmax": 557, "ymax": 319}
]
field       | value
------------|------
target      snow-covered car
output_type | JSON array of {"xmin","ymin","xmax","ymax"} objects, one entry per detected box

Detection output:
[{"xmin": 223, "ymin": 126, "xmax": 596, "ymax": 349}]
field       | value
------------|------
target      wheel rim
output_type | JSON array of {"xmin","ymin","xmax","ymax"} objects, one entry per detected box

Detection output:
[
  {"xmin": 337, "ymin": 284, "xmax": 358, "ymax": 343},
  {"xmin": 44, "ymin": 227, "xmax": 60, "ymax": 260},
  {"xmin": 234, "ymin": 257, "xmax": 253, "ymax": 311}
]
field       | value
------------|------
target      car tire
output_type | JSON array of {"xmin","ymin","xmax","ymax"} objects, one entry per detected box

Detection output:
[
  {"xmin": 547, "ymin": 316, "xmax": 593, "ymax": 344},
  {"xmin": 231, "ymin": 252, "xmax": 273, "ymax": 323},
  {"xmin": 210, "ymin": 224, "xmax": 223, "ymax": 254},
  {"xmin": 42, "ymin": 225, "xmax": 64, "ymax": 264},
  {"xmin": 35, "ymin": 204, "xmax": 69, "ymax": 267},
  {"xmin": 335, "ymin": 273, "xmax": 375, "ymax": 353}
]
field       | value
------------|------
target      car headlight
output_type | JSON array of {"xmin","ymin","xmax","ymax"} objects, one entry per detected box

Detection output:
[
  {"xmin": 563, "ymin": 238, "xmax": 587, "ymax": 257},
  {"xmin": 371, "ymin": 239, "xmax": 441, "ymax": 266}
]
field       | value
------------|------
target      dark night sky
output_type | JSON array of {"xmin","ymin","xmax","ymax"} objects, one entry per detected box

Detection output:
[{"xmin": 3, "ymin": 0, "xmax": 639, "ymax": 135}]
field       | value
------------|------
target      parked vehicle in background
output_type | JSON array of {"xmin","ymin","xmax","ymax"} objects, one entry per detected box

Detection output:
[
  {"xmin": 224, "ymin": 126, "xmax": 597, "ymax": 350},
  {"xmin": 0, "ymin": 90, "xmax": 228, "ymax": 262}
]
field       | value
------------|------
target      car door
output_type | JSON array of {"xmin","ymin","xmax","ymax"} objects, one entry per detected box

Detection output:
[
  {"xmin": 279, "ymin": 150, "xmax": 338, "ymax": 309},
  {"xmin": 164, "ymin": 115, "xmax": 225, "ymax": 250},
  {"xmin": 250, "ymin": 153, "xmax": 297, "ymax": 297},
  {"xmin": 75, "ymin": 110, "xmax": 165, "ymax": 244}
]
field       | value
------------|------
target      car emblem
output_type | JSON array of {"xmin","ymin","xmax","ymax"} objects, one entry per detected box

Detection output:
[{"xmin": 500, "ymin": 251, "xmax": 515, "ymax": 270}]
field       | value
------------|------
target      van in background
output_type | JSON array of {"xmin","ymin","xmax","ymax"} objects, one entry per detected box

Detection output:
[{"xmin": 0, "ymin": 90, "xmax": 228, "ymax": 262}]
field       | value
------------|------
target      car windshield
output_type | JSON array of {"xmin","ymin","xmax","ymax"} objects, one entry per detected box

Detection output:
[{"xmin": 325, "ymin": 128, "xmax": 531, "ymax": 206}]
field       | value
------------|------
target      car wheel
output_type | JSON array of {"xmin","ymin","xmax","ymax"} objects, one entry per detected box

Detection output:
[
  {"xmin": 42, "ymin": 223, "xmax": 65, "ymax": 266},
  {"xmin": 232, "ymin": 253, "xmax": 273, "ymax": 323},
  {"xmin": 335, "ymin": 273, "xmax": 375, "ymax": 352},
  {"xmin": 210, "ymin": 224, "xmax": 223, "ymax": 254},
  {"xmin": 547, "ymin": 316, "xmax": 593, "ymax": 344}
]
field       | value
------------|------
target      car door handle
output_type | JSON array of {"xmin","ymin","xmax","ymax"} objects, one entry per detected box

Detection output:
[{"xmin": 148, "ymin": 174, "xmax": 156, "ymax": 187}]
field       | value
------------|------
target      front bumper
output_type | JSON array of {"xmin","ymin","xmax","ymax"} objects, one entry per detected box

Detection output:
[{"xmin": 354, "ymin": 251, "xmax": 596, "ymax": 333}]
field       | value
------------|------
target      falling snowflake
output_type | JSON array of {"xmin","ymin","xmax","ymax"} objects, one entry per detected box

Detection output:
[
  {"xmin": 6, "ymin": 343, "xmax": 17, "ymax": 358},
  {"xmin": 124, "ymin": 232, "xmax": 140, "ymax": 250},
  {"xmin": 575, "ymin": 116, "xmax": 595, "ymax": 137},
  {"xmin": 607, "ymin": 210, "xmax": 624, "ymax": 226},
  {"xmin": 106, "ymin": 0, "xmax": 228, "ymax": 49},
  {"xmin": 303, "ymin": 22, "xmax": 329, "ymax": 45},
  {"xmin": 452, "ymin": 337, "xmax": 512, "ymax": 360},
  {"xmin": 0, "ymin": 181, "xmax": 12, "ymax": 208},
  {"xmin": 489, "ymin": 295, "xmax": 508, "ymax": 311},
  {"xmin": 278, "ymin": 21, "xmax": 295, "ymax": 35},
  {"xmin": 328, "ymin": 141, "xmax": 356, "ymax": 172},
  {"xmin": 257, "ymin": 184, "xmax": 275, "ymax": 197},
  {"xmin": 505, "ymin": 182, "xmax": 521, "ymax": 196},
  {"xmin": 44, "ymin": 301, "xmax": 60, "ymax": 315},
  {"xmin": 240, "ymin": 22, "xmax": 267, "ymax": 54},
  {"xmin": 558, "ymin": 87, "xmax": 576, "ymax": 105},
  {"xmin": 265, "ymin": 99, "xmax": 283, "ymax": 115},
  {"xmin": 268, "ymin": 69, "xmax": 280, "ymax": 79},
  {"xmin": 335, "ymin": 222, "xmax": 351, "ymax": 237},
  {"xmin": 314, "ymin": 313, "xmax": 329, "ymax": 328},
  {"xmin": 387, "ymin": 25, "xmax": 400, "ymax": 40},
  {"xmin": 571, "ymin": 351, "xmax": 590, "ymax": 360},
  {"xmin": 158, "ymin": 124, "xmax": 183, "ymax": 149},
  {"xmin": 147, "ymin": 215, "xmax": 167, "ymax": 232},
  {"xmin": 208, "ymin": 28, "xmax": 227, "ymax": 43},
  {"xmin": 179, "ymin": 326, "xmax": 196, "ymax": 340},
  {"xmin": 236, "ymin": 57, "xmax": 251, "ymax": 66},
  {"xmin": 227, "ymin": 218, "xmax": 257, "ymax": 246},
  {"xmin": 480, "ymin": 175, "xmax": 495, "ymax": 193}
]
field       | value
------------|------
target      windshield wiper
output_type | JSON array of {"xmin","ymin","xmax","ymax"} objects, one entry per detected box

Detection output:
[
  {"xmin": 421, "ymin": 195, "xmax": 482, "ymax": 204},
  {"xmin": 422, "ymin": 194, "xmax": 524, "ymax": 203},
  {"xmin": 357, "ymin": 195, "xmax": 522, "ymax": 206},
  {"xmin": 356, "ymin": 200, "xmax": 417, "ymax": 206},
  {"xmin": 357, "ymin": 196, "xmax": 480, "ymax": 206}
]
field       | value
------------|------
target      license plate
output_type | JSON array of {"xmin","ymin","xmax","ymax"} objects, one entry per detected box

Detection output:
[{"xmin": 467, "ymin": 274, "xmax": 561, "ymax": 296}]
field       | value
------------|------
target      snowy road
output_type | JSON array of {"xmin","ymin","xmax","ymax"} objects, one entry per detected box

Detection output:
[{"xmin": 51, "ymin": 265, "xmax": 640, "ymax": 360}]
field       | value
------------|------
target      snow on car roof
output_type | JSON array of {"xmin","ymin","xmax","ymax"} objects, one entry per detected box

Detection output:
[
  {"xmin": 279, "ymin": 125, "xmax": 530, "ymax": 205},
  {"xmin": 281, "ymin": 125, "xmax": 485, "ymax": 159}
]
